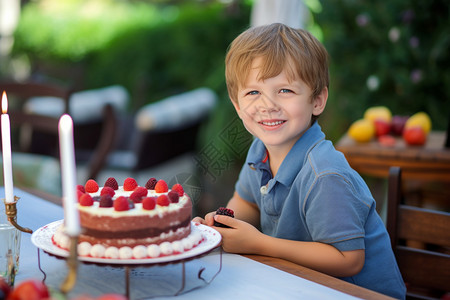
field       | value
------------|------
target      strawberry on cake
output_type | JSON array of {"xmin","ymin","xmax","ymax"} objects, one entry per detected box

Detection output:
[{"xmin": 53, "ymin": 177, "xmax": 203, "ymax": 259}]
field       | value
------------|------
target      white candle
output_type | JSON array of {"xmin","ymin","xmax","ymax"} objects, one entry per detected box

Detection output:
[
  {"xmin": 58, "ymin": 114, "xmax": 80, "ymax": 236},
  {"xmin": 1, "ymin": 91, "xmax": 14, "ymax": 203}
]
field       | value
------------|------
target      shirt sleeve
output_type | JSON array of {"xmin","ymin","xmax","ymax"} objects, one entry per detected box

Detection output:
[
  {"xmin": 235, "ymin": 163, "xmax": 257, "ymax": 204},
  {"xmin": 303, "ymin": 173, "xmax": 371, "ymax": 251}
]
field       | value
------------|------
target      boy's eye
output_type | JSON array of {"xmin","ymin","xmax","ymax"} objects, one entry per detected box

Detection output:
[
  {"xmin": 247, "ymin": 90, "xmax": 259, "ymax": 96},
  {"xmin": 280, "ymin": 89, "xmax": 293, "ymax": 94}
]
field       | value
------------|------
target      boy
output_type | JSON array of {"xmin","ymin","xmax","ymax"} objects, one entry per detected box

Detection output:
[{"xmin": 193, "ymin": 23, "xmax": 405, "ymax": 299}]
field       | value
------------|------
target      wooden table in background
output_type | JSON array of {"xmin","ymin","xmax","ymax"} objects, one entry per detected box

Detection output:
[{"xmin": 336, "ymin": 131, "xmax": 450, "ymax": 182}]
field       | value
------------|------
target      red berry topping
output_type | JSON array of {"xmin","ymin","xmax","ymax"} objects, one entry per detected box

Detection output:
[
  {"xmin": 77, "ymin": 189, "xmax": 85, "ymax": 201},
  {"xmin": 123, "ymin": 177, "xmax": 138, "ymax": 191},
  {"xmin": 85, "ymin": 179, "xmax": 99, "ymax": 193},
  {"xmin": 104, "ymin": 177, "xmax": 119, "ymax": 190},
  {"xmin": 99, "ymin": 195, "xmax": 113, "ymax": 207},
  {"xmin": 171, "ymin": 184, "xmax": 184, "ymax": 197},
  {"xmin": 168, "ymin": 190, "xmax": 179, "ymax": 203},
  {"xmin": 142, "ymin": 197, "xmax": 157, "ymax": 210},
  {"xmin": 100, "ymin": 187, "xmax": 115, "ymax": 197},
  {"xmin": 79, "ymin": 194, "xmax": 94, "ymax": 206},
  {"xmin": 76, "ymin": 185, "xmax": 85, "ymax": 193},
  {"xmin": 216, "ymin": 207, "xmax": 234, "ymax": 217},
  {"xmin": 154, "ymin": 180, "xmax": 168, "ymax": 193},
  {"xmin": 114, "ymin": 196, "xmax": 130, "ymax": 211},
  {"xmin": 130, "ymin": 187, "xmax": 148, "ymax": 203},
  {"xmin": 145, "ymin": 178, "xmax": 158, "ymax": 190},
  {"xmin": 214, "ymin": 207, "xmax": 235, "ymax": 228},
  {"xmin": 157, "ymin": 194, "xmax": 170, "ymax": 206}
]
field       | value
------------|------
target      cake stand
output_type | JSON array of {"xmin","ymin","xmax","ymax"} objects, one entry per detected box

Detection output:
[{"xmin": 31, "ymin": 220, "xmax": 222, "ymax": 298}]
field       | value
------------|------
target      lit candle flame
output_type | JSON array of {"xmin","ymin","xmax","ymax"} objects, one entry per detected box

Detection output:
[{"xmin": 2, "ymin": 91, "xmax": 7, "ymax": 114}]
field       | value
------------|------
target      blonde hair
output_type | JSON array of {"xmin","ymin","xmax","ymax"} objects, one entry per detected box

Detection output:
[{"xmin": 225, "ymin": 23, "xmax": 329, "ymax": 104}]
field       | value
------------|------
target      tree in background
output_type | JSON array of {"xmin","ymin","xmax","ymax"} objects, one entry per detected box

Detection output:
[{"xmin": 316, "ymin": 0, "xmax": 449, "ymax": 141}]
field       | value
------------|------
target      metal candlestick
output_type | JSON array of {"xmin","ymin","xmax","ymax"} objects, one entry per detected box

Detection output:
[
  {"xmin": 60, "ymin": 235, "xmax": 79, "ymax": 294},
  {"xmin": 3, "ymin": 196, "xmax": 33, "ymax": 234}
]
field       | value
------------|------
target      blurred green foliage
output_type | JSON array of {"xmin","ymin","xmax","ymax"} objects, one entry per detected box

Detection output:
[
  {"xmin": 10, "ymin": 0, "xmax": 449, "ymax": 148},
  {"xmin": 316, "ymin": 0, "xmax": 449, "ymax": 140},
  {"xmin": 11, "ymin": 0, "xmax": 253, "ymax": 161},
  {"xmin": 12, "ymin": 1, "xmax": 251, "ymax": 109}
]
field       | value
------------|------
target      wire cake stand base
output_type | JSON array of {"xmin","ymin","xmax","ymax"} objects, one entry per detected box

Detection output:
[{"xmin": 32, "ymin": 220, "xmax": 222, "ymax": 298}]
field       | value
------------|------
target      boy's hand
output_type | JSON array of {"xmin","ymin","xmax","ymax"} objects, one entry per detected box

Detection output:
[
  {"xmin": 192, "ymin": 211, "xmax": 216, "ymax": 226},
  {"xmin": 213, "ymin": 214, "xmax": 262, "ymax": 254}
]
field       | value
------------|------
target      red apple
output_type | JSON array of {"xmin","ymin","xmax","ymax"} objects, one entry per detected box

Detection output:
[
  {"xmin": 378, "ymin": 135, "xmax": 396, "ymax": 147},
  {"xmin": 374, "ymin": 119, "xmax": 391, "ymax": 137},
  {"xmin": 391, "ymin": 115, "xmax": 409, "ymax": 136},
  {"xmin": 403, "ymin": 126, "xmax": 426, "ymax": 145},
  {"xmin": 7, "ymin": 280, "xmax": 49, "ymax": 300}
]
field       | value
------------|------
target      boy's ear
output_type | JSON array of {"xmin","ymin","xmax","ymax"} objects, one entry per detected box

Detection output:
[
  {"xmin": 230, "ymin": 98, "xmax": 241, "ymax": 113},
  {"xmin": 312, "ymin": 87, "xmax": 328, "ymax": 116}
]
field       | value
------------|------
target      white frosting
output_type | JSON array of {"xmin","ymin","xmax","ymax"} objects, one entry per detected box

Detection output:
[
  {"xmin": 105, "ymin": 247, "xmax": 120, "ymax": 259},
  {"xmin": 172, "ymin": 240, "xmax": 184, "ymax": 253},
  {"xmin": 147, "ymin": 244, "xmax": 161, "ymax": 258},
  {"xmin": 181, "ymin": 237, "xmax": 194, "ymax": 250},
  {"xmin": 78, "ymin": 186, "xmax": 189, "ymax": 217},
  {"xmin": 90, "ymin": 244, "xmax": 106, "ymax": 258},
  {"xmin": 53, "ymin": 185, "xmax": 200, "ymax": 260},
  {"xmin": 53, "ymin": 224, "xmax": 203, "ymax": 260},
  {"xmin": 78, "ymin": 242, "xmax": 92, "ymax": 256},
  {"xmin": 119, "ymin": 246, "xmax": 133, "ymax": 259},
  {"xmin": 132, "ymin": 245, "xmax": 148, "ymax": 259},
  {"xmin": 159, "ymin": 242, "xmax": 173, "ymax": 256}
]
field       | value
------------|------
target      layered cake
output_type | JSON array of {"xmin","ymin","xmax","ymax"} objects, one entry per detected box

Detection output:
[{"xmin": 53, "ymin": 177, "xmax": 203, "ymax": 259}]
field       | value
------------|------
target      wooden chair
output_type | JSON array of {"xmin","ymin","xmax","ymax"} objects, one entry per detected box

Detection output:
[
  {"xmin": 0, "ymin": 80, "xmax": 72, "ymax": 113},
  {"xmin": 386, "ymin": 166, "xmax": 450, "ymax": 300},
  {"xmin": 1, "ymin": 81, "xmax": 117, "ymax": 181}
]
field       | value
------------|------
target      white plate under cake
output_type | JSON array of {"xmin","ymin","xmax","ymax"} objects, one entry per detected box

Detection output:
[{"xmin": 44, "ymin": 177, "xmax": 218, "ymax": 261}]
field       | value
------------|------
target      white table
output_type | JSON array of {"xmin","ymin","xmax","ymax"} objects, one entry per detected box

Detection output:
[{"xmin": 9, "ymin": 188, "xmax": 368, "ymax": 299}]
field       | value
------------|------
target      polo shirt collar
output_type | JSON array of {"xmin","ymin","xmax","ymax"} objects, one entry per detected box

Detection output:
[{"xmin": 247, "ymin": 122, "xmax": 325, "ymax": 187}]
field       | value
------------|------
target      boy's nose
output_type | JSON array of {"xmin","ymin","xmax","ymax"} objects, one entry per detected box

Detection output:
[{"xmin": 258, "ymin": 94, "xmax": 279, "ymax": 112}]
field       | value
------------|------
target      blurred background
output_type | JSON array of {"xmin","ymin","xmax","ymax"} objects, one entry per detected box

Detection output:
[{"xmin": 0, "ymin": 0, "xmax": 449, "ymax": 215}]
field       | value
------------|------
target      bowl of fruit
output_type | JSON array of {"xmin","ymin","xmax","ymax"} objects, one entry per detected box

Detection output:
[{"xmin": 347, "ymin": 106, "xmax": 432, "ymax": 146}]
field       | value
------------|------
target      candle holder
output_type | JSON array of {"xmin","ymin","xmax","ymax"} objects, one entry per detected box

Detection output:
[
  {"xmin": 3, "ymin": 196, "xmax": 33, "ymax": 234},
  {"xmin": 60, "ymin": 235, "xmax": 78, "ymax": 294}
]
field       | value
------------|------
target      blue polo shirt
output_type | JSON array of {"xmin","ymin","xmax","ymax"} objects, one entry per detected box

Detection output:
[{"xmin": 235, "ymin": 122, "xmax": 406, "ymax": 299}]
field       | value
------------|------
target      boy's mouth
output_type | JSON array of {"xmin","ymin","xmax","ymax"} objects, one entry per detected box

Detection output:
[{"xmin": 259, "ymin": 120, "xmax": 286, "ymax": 126}]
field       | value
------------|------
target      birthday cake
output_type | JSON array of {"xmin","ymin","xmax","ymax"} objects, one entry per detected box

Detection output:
[{"xmin": 53, "ymin": 177, "xmax": 202, "ymax": 259}]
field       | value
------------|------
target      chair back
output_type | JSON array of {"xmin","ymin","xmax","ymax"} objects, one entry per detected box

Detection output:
[
  {"xmin": 386, "ymin": 166, "xmax": 450, "ymax": 299},
  {"xmin": 0, "ymin": 80, "xmax": 72, "ymax": 113},
  {"xmin": 0, "ymin": 80, "xmax": 116, "ymax": 181}
]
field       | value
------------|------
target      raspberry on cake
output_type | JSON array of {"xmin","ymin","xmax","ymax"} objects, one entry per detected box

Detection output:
[
  {"xmin": 104, "ymin": 177, "xmax": 119, "ymax": 190},
  {"xmin": 154, "ymin": 180, "xmax": 168, "ymax": 193},
  {"xmin": 171, "ymin": 184, "xmax": 184, "ymax": 197},
  {"xmin": 114, "ymin": 196, "xmax": 130, "ymax": 211},
  {"xmin": 123, "ymin": 177, "xmax": 138, "ymax": 191},
  {"xmin": 157, "ymin": 194, "xmax": 170, "ymax": 206},
  {"xmin": 100, "ymin": 186, "xmax": 115, "ymax": 197},
  {"xmin": 85, "ymin": 179, "xmax": 99, "ymax": 193},
  {"xmin": 145, "ymin": 177, "xmax": 158, "ymax": 190},
  {"xmin": 53, "ymin": 177, "xmax": 198, "ymax": 260},
  {"xmin": 79, "ymin": 194, "xmax": 94, "ymax": 206}
]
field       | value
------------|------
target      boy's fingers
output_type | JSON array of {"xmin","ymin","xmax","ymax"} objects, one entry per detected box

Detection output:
[
  {"xmin": 192, "ymin": 216, "xmax": 204, "ymax": 224},
  {"xmin": 214, "ymin": 215, "xmax": 237, "ymax": 228}
]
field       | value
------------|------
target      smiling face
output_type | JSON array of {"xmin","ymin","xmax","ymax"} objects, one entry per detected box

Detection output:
[{"xmin": 232, "ymin": 57, "xmax": 327, "ymax": 156}]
